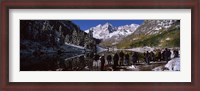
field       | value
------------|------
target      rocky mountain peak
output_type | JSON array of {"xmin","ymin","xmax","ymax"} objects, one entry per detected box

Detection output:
[
  {"xmin": 103, "ymin": 22, "xmax": 112, "ymax": 27},
  {"xmin": 85, "ymin": 22, "xmax": 140, "ymax": 40}
]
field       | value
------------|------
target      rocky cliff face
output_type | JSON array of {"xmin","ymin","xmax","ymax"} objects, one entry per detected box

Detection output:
[{"xmin": 20, "ymin": 20, "xmax": 97, "ymax": 53}]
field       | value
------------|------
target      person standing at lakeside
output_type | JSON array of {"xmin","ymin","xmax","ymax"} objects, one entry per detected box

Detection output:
[
  {"xmin": 113, "ymin": 53, "xmax": 119, "ymax": 70},
  {"xmin": 106, "ymin": 55, "xmax": 112, "ymax": 66},
  {"xmin": 100, "ymin": 54, "xmax": 105, "ymax": 71},
  {"xmin": 124, "ymin": 53, "xmax": 130, "ymax": 65},
  {"xmin": 119, "ymin": 51, "xmax": 125, "ymax": 66}
]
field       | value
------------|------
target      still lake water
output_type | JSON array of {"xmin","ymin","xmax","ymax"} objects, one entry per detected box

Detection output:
[
  {"xmin": 20, "ymin": 51, "xmax": 166, "ymax": 71},
  {"xmin": 20, "ymin": 51, "xmax": 116, "ymax": 71}
]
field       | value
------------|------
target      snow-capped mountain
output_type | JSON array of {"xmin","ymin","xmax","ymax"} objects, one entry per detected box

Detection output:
[{"xmin": 85, "ymin": 22, "xmax": 140, "ymax": 40}]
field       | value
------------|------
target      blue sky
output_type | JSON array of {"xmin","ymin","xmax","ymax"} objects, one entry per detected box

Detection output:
[{"xmin": 71, "ymin": 20, "xmax": 144, "ymax": 30}]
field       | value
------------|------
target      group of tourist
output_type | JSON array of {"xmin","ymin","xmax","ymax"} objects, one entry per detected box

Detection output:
[{"xmin": 91, "ymin": 48, "xmax": 179, "ymax": 71}]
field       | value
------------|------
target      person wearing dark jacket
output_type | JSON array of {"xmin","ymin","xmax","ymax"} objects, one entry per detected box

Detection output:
[
  {"xmin": 145, "ymin": 51, "xmax": 150, "ymax": 65},
  {"xmin": 163, "ymin": 48, "xmax": 169, "ymax": 62},
  {"xmin": 113, "ymin": 53, "xmax": 119, "ymax": 70},
  {"xmin": 150, "ymin": 51, "xmax": 155, "ymax": 62},
  {"xmin": 173, "ymin": 49, "xmax": 179, "ymax": 58},
  {"xmin": 124, "ymin": 53, "xmax": 130, "ymax": 65},
  {"xmin": 143, "ymin": 52, "xmax": 146, "ymax": 63},
  {"xmin": 156, "ymin": 50, "xmax": 161, "ymax": 61},
  {"xmin": 106, "ymin": 55, "xmax": 112, "ymax": 66},
  {"xmin": 167, "ymin": 49, "xmax": 171, "ymax": 61},
  {"xmin": 119, "ymin": 51, "xmax": 125, "ymax": 65},
  {"xmin": 100, "ymin": 55, "xmax": 105, "ymax": 71},
  {"xmin": 132, "ymin": 52, "xmax": 137, "ymax": 64},
  {"xmin": 135, "ymin": 52, "xmax": 139, "ymax": 63}
]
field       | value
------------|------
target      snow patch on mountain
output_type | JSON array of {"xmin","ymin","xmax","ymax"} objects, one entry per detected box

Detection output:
[{"xmin": 134, "ymin": 20, "xmax": 178, "ymax": 35}]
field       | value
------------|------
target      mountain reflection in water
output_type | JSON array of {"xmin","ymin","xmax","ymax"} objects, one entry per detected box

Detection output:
[
  {"xmin": 20, "ymin": 52, "xmax": 99, "ymax": 71},
  {"xmin": 20, "ymin": 50, "xmax": 169, "ymax": 71}
]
